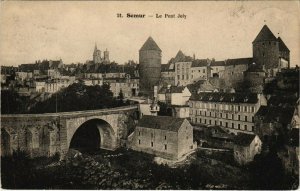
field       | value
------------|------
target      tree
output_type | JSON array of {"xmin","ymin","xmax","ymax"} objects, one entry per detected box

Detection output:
[
  {"xmin": 118, "ymin": 89, "xmax": 124, "ymax": 105},
  {"xmin": 29, "ymin": 83, "xmax": 129, "ymax": 113},
  {"xmin": 1, "ymin": 89, "xmax": 27, "ymax": 114}
]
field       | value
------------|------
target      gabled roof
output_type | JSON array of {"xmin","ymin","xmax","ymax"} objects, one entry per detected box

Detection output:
[
  {"xmin": 226, "ymin": 57, "xmax": 253, "ymax": 66},
  {"xmin": 277, "ymin": 37, "xmax": 290, "ymax": 52},
  {"xmin": 211, "ymin": 61, "xmax": 225, "ymax": 67},
  {"xmin": 140, "ymin": 37, "xmax": 161, "ymax": 51},
  {"xmin": 137, "ymin": 115, "xmax": 186, "ymax": 132},
  {"xmin": 192, "ymin": 59, "xmax": 208, "ymax": 67},
  {"xmin": 189, "ymin": 92, "xmax": 258, "ymax": 104},
  {"xmin": 253, "ymin": 25, "xmax": 277, "ymax": 43},
  {"xmin": 234, "ymin": 133, "xmax": 256, "ymax": 146}
]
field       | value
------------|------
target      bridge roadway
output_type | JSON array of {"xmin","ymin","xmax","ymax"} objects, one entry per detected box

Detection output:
[{"xmin": 1, "ymin": 105, "xmax": 139, "ymax": 158}]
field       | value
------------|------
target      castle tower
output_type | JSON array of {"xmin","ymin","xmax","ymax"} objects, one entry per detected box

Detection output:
[
  {"xmin": 139, "ymin": 37, "xmax": 162, "ymax": 96},
  {"xmin": 93, "ymin": 43, "xmax": 102, "ymax": 64},
  {"xmin": 103, "ymin": 49, "xmax": 110, "ymax": 63}
]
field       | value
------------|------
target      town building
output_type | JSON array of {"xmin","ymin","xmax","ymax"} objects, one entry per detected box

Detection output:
[
  {"xmin": 189, "ymin": 92, "xmax": 267, "ymax": 135},
  {"xmin": 160, "ymin": 64, "xmax": 175, "ymax": 86},
  {"xmin": 252, "ymin": 25, "xmax": 290, "ymax": 77},
  {"xmin": 139, "ymin": 37, "xmax": 162, "ymax": 96},
  {"xmin": 220, "ymin": 58, "xmax": 252, "ymax": 88},
  {"xmin": 233, "ymin": 133, "xmax": 262, "ymax": 165},
  {"xmin": 105, "ymin": 77, "xmax": 139, "ymax": 98},
  {"xmin": 158, "ymin": 85, "xmax": 191, "ymax": 106},
  {"xmin": 191, "ymin": 59, "xmax": 211, "ymax": 82},
  {"xmin": 131, "ymin": 115, "xmax": 195, "ymax": 160},
  {"xmin": 210, "ymin": 61, "xmax": 225, "ymax": 77}
]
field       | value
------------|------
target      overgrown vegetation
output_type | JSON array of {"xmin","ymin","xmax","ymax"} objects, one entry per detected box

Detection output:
[
  {"xmin": 29, "ymin": 83, "xmax": 130, "ymax": 113},
  {"xmin": 5, "ymin": 148, "xmax": 296, "ymax": 189}
]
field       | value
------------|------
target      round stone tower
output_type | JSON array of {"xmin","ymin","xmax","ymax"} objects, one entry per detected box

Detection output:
[{"xmin": 139, "ymin": 37, "xmax": 162, "ymax": 96}]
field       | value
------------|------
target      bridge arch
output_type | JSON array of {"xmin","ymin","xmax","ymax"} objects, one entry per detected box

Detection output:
[{"xmin": 68, "ymin": 118, "xmax": 117, "ymax": 151}]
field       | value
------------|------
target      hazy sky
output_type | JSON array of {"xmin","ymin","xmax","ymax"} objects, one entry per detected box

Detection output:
[{"xmin": 1, "ymin": 1, "xmax": 299, "ymax": 66}]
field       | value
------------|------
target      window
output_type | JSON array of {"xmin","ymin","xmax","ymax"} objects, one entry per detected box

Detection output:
[
  {"xmin": 164, "ymin": 135, "xmax": 167, "ymax": 140},
  {"xmin": 226, "ymin": 114, "xmax": 228, "ymax": 119},
  {"xmin": 244, "ymin": 106, "xmax": 247, "ymax": 112},
  {"xmin": 138, "ymin": 131, "xmax": 141, "ymax": 136},
  {"xmin": 251, "ymin": 126, "xmax": 254, "ymax": 131},
  {"xmin": 200, "ymin": 118, "xmax": 202, "ymax": 123},
  {"xmin": 138, "ymin": 139, "xmax": 141, "ymax": 144},
  {"xmin": 226, "ymin": 122, "xmax": 228, "ymax": 128},
  {"xmin": 232, "ymin": 123, "xmax": 234, "ymax": 128},
  {"xmin": 238, "ymin": 115, "xmax": 240, "ymax": 121},
  {"xmin": 251, "ymin": 107, "xmax": 254, "ymax": 112},
  {"xmin": 232, "ymin": 114, "xmax": 234, "ymax": 120},
  {"xmin": 252, "ymin": 116, "xmax": 254, "ymax": 122},
  {"xmin": 177, "ymin": 75, "xmax": 180, "ymax": 79},
  {"xmin": 151, "ymin": 142, "xmax": 153, "ymax": 147},
  {"xmin": 220, "ymin": 121, "xmax": 222, "ymax": 126},
  {"xmin": 238, "ymin": 106, "xmax": 240, "ymax": 112},
  {"xmin": 245, "ymin": 116, "xmax": 247, "ymax": 122},
  {"xmin": 220, "ymin": 113, "xmax": 222, "ymax": 118},
  {"xmin": 215, "ymin": 121, "xmax": 217, "ymax": 125},
  {"xmin": 165, "ymin": 144, "xmax": 167, "ymax": 150},
  {"xmin": 238, "ymin": 124, "xmax": 240, "ymax": 129},
  {"xmin": 204, "ymin": 119, "xmax": 207, "ymax": 124},
  {"xmin": 245, "ymin": 125, "xmax": 247, "ymax": 131},
  {"xmin": 203, "ymin": 69, "xmax": 206, "ymax": 73},
  {"xmin": 205, "ymin": 111, "xmax": 206, "ymax": 116},
  {"xmin": 209, "ymin": 120, "xmax": 211, "ymax": 125},
  {"xmin": 210, "ymin": 112, "xmax": 211, "ymax": 117}
]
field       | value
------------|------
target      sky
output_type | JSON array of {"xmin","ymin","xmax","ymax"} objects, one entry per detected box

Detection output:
[{"xmin": 0, "ymin": 1, "xmax": 299, "ymax": 66}]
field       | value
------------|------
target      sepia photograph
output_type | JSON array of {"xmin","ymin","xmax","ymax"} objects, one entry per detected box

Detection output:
[{"xmin": 0, "ymin": 1, "xmax": 299, "ymax": 190}]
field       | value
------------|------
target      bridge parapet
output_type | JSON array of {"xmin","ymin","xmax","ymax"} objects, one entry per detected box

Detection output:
[{"xmin": 1, "ymin": 105, "xmax": 139, "ymax": 158}]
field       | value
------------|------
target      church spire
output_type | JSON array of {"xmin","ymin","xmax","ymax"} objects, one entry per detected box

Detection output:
[{"xmin": 94, "ymin": 43, "xmax": 98, "ymax": 52}]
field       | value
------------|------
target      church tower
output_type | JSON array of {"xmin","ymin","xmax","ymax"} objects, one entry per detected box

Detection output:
[
  {"xmin": 139, "ymin": 37, "xmax": 162, "ymax": 96},
  {"xmin": 93, "ymin": 43, "xmax": 102, "ymax": 64}
]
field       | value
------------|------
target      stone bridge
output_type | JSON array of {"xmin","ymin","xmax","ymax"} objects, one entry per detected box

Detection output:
[{"xmin": 1, "ymin": 105, "xmax": 139, "ymax": 158}]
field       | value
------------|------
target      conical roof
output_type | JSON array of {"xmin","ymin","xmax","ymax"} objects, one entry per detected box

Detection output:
[
  {"xmin": 253, "ymin": 25, "xmax": 277, "ymax": 43},
  {"xmin": 277, "ymin": 37, "xmax": 290, "ymax": 52},
  {"xmin": 140, "ymin": 37, "xmax": 161, "ymax": 51}
]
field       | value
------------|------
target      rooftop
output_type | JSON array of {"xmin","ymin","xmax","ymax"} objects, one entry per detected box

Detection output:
[
  {"xmin": 253, "ymin": 24, "xmax": 277, "ymax": 43},
  {"xmin": 189, "ymin": 92, "xmax": 258, "ymax": 104},
  {"xmin": 140, "ymin": 37, "xmax": 161, "ymax": 52},
  {"xmin": 234, "ymin": 133, "xmax": 256, "ymax": 146},
  {"xmin": 137, "ymin": 115, "xmax": 186, "ymax": 132}
]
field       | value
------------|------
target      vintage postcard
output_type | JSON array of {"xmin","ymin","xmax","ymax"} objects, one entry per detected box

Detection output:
[{"xmin": 0, "ymin": 1, "xmax": 299, "ymax": 190}]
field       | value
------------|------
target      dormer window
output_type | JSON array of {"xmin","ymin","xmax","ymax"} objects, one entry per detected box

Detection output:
[
  {"xmin": 209, "ymin": 96, "xmax": 213, "ymax": 101},
  {"xmin": 244, "ymin": 97, "xmax": 249, "ymax": 102}
]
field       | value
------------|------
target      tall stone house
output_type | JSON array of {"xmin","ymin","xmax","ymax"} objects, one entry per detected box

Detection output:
[
  {"xmin": 189, "ymin": 92, "xmax": 267, "ymax": 135},
  {"xmin": 130, "ymin": 115, "xmax": 195, "ymax": 160},
  {"xmin": 233, "ymin": 133, "xmax": 262, "ymax": 165},
  {"xmin": 139, "ymin": 37, "xmax": 162, "ymax": 96}
]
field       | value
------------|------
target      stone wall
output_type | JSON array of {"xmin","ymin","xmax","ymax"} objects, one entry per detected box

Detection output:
[
  {"xmin": 139, "ymin": 50, "xmax": 161, "ymax": 95},
  {"xmin": 1, "ymin": 106, "xmax": 138, "ymax": 158}
]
